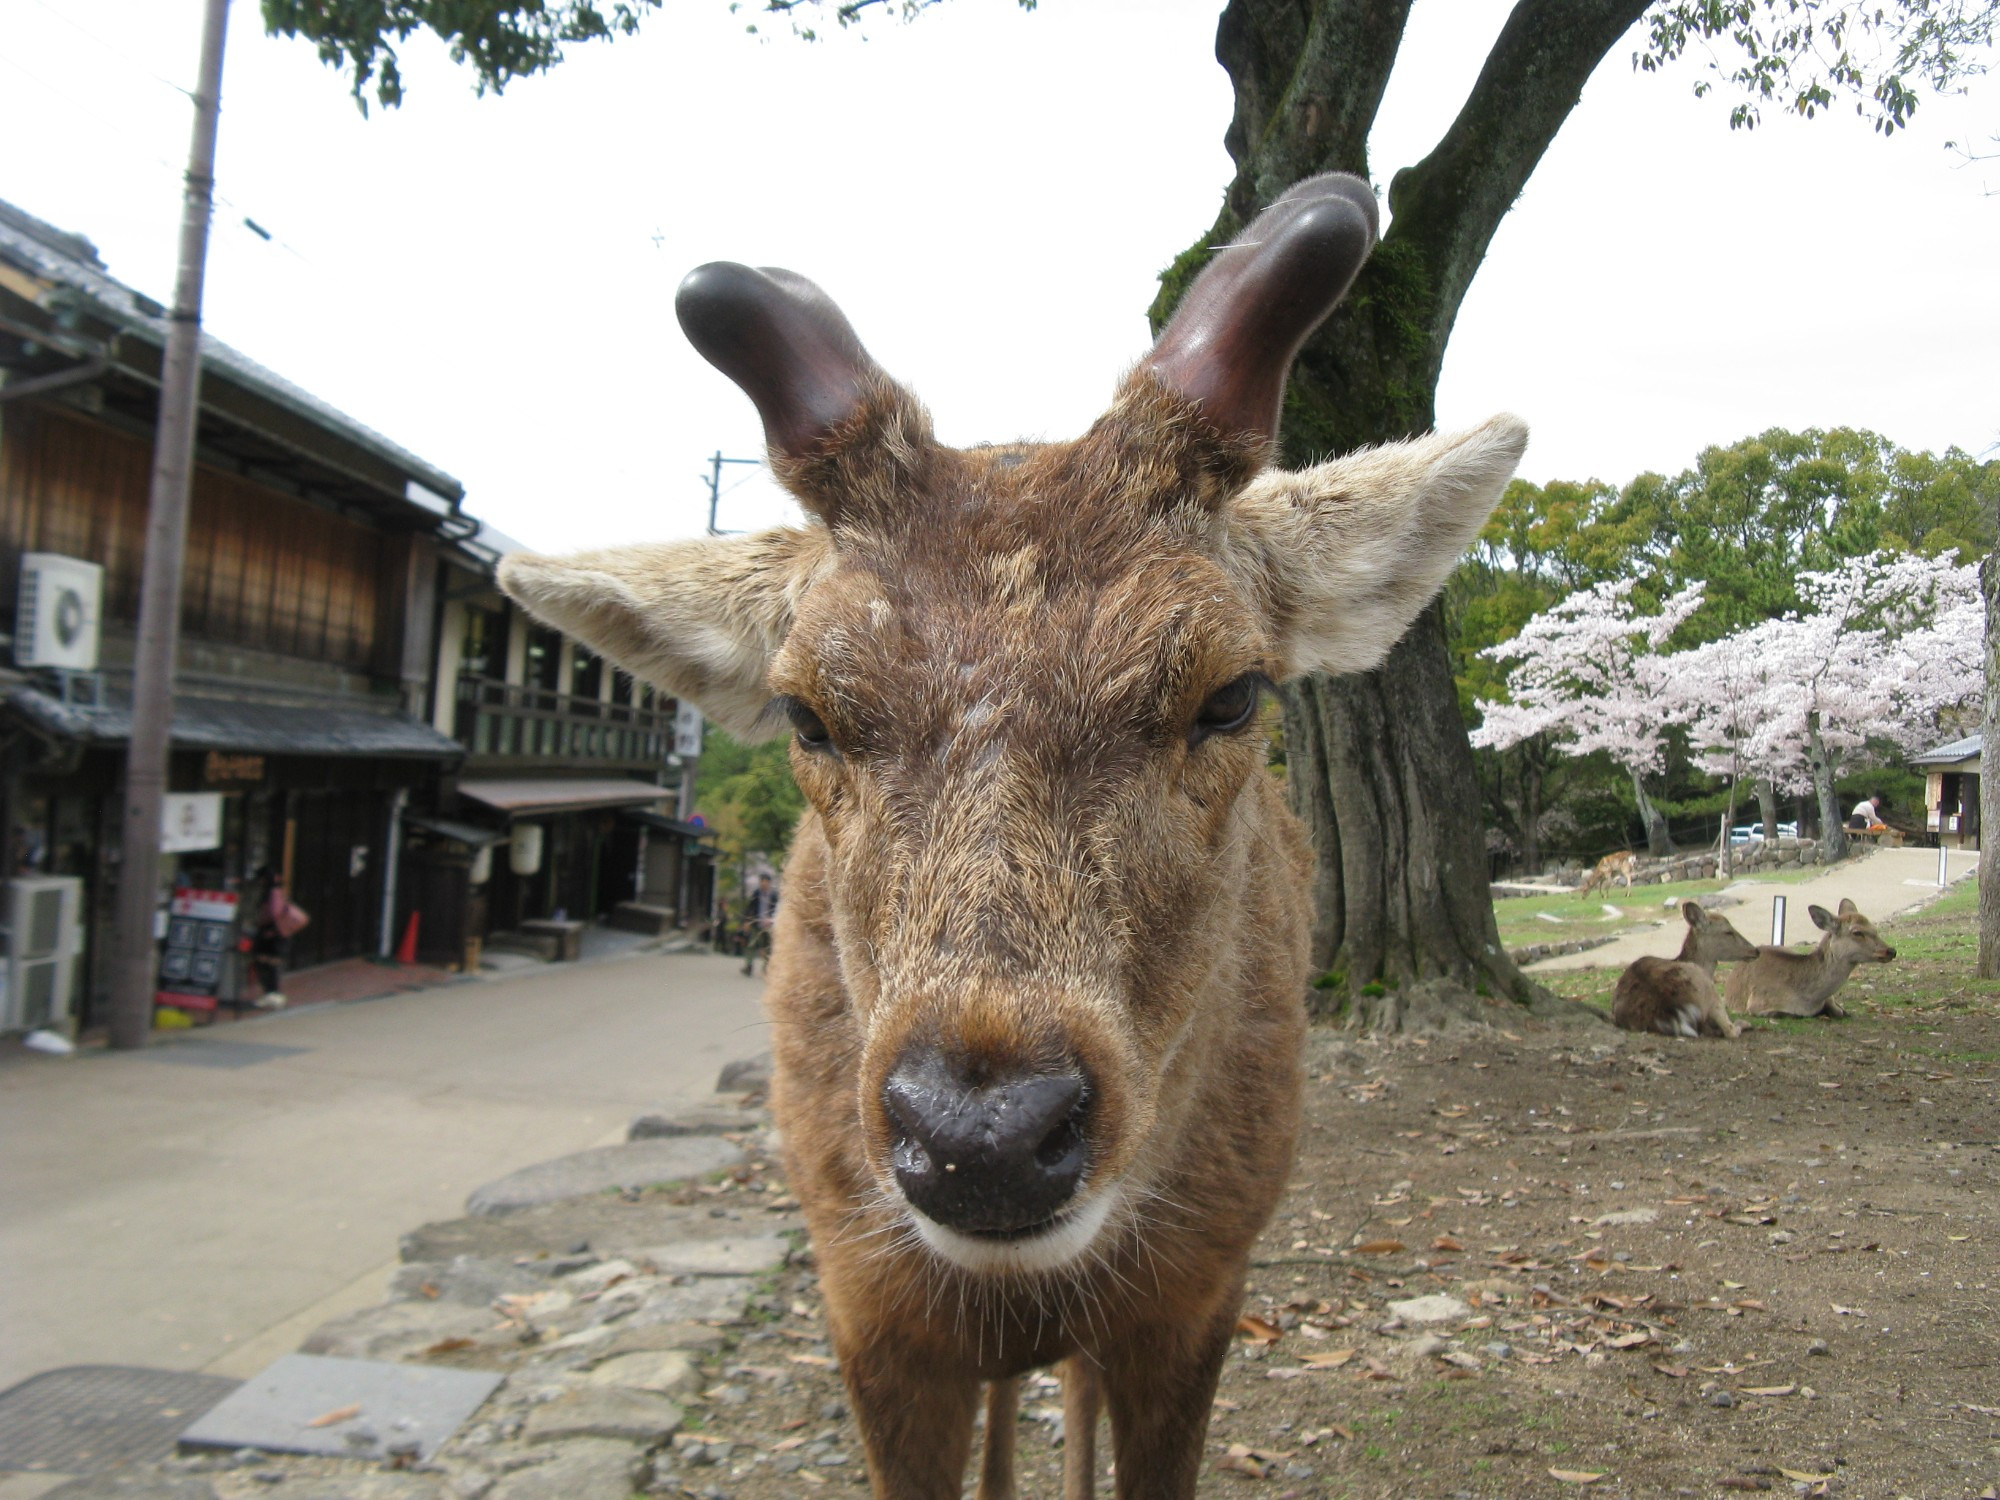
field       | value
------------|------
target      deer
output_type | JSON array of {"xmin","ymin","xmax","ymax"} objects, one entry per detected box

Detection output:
[
  {"xmin": 1580, "ymin": 849, "xmax": 1639, "ymax": 896},
  {"xmin": 1725, "ymin": 897, "xmax": 1897, "ymax": 1018},
  {"xmin": 497, "ymin": 174, "xmax": 1527, "ymax": 1500},
  {"xmin": 1611, "ymin": 900, "xmax": 1758, "ymax": 1038}
]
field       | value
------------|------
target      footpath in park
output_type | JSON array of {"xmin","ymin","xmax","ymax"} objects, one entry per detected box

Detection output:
[
  {"xmin": 1527, "ymin": 844, "xmax": 1980, "ymax": 975},
  {"xmin": 0, "ymin": 945, "xmax": 770, "ymax": 1410}
]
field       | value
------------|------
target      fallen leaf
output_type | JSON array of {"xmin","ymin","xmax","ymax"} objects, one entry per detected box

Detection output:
[
  {"xmin": 417, "ymin": 1282, "xmax": 440, "ymax": 1300},
  {"xmin": 1830, "ymin": 1303, "xmax": 1865, "ymax": 1316},
  {"xmin": 1778, "ymin": 1469, "xmax": 1834, "ymax": 1483},
  {"xmin": 1237, "ymin": 1315, "xmax": 1284, "ymax": 1346},
  {"xmin": 772, "ymin": 1436, "xmax": 808, "ymax": 1452},
  {"xmin": 1742, "ymin": 1384, "xmax": 1797, "ymax": 1396},
  {"xmin": 1433, "ymin": 1235, "xmax": 1465, "ymax": 1252},
  {"xmin": 422, "ymin": 1337, "xmax": 475, "ymax": 1356},
  {"xmin": 1298, "ymin": 1348, "xmax": 1356, "ymax": 1369},
  {"xmin": 1211, "ymin": 1398, "xmax": 1243, "ymax": 1411},
  {"xmin": 787, "ymin": 1353, "xmax": 837, "ymax": 1368},
  {"xmin": 1650, "ymin": 1363, "xmax": 1691, "ymax": 1378},
  {"xmin": 1548, "ymin": 1468, "xmax": 1607, "ymax": 1484},
  {"xmin": 305, "ymin": 1403, "xmax": 362, "ymax": 1428},
  {"xmin": 1216, "ymin": 1444, "xmax": 1289, "ymax": 1479},
  {"xmin": 1353, "ymin": 1239, "xmax": 1408, "ymax": 1255},
  {"xmin": 1605, "ymin": 1331, "xmax": 1652, "ymax": 1349}
]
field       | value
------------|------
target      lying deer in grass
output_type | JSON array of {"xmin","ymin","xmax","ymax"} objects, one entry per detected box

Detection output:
[
  {"xmin": 1726, "ymin": 897, "xmax": 1897, "ymax": 1018},
  {"xmin": 1611, "ymin": 901, "xmax": 1757, "ymax": 1038},
  {"xmin": 499, "ymin": 175, "xmax": 1526, "ymax": 1499},
  {"xmin": 1580, "ymin": 850, "xmax": 1639, "ymax": 896}
]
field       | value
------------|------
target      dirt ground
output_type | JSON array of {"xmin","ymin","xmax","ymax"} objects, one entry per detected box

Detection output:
[{"xmin": 661, "ymin": 887, "xmax": 1998, "ymax": 1500}]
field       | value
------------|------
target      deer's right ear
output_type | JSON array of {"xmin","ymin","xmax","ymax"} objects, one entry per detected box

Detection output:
[
  {"xmin": 498, "ymin": 528, "xmax": 832, "ymax": 739},
  {"xmin": 1683, "ymin": 901, "xmax": 1706, "ymax": 926},
  {"xmin": 1808, "ymin": 904, "xmax": 1837, "ymax": 932},
  {"xmin": 1219, "ymin": 415, "xmax": 1529, "ymax": 677}
]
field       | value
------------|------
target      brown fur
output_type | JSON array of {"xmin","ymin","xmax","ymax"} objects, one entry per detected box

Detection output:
[
  {"xmin": 1726, "ymin": 897, "xmax": 1897, "ymax": 1018},
  {"xmin": 1611, "ymin": 901, "xmax": 1757, "ymax": 1038},
  {"xmin": 1580, "ymin": 850, "xmax": 1639, "ymax": 896},
  {"xmin": 498, "ymin": 183, "xmax": 1527, "ymax": 1499}
]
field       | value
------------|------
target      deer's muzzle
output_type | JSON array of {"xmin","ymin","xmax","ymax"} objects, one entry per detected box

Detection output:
[{"xmin": 883, "ymin": 1050, "xmax": 1092, "ymax": 1237}]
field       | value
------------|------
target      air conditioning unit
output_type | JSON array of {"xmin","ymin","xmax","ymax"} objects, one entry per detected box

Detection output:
[
  {"xmin": 15, "ymin": 553, "xmax": 103, "ymax": 671},
  {"xmin": 4, "ymin": 875, "xmax": 82, "ymax": 1033}
]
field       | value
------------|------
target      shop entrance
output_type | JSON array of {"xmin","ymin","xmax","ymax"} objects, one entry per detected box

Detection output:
[{"xmin": 285, "ymin": 788, "xmax": 383, "ymax": 968}]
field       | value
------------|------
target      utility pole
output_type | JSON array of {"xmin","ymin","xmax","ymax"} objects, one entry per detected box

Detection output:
[
  {"xmin": 108, "ymin": 0, "xmax": 232, "ymax": 1049},
  {"xmin": 702, "ymin": 451, "xmax": 761, "ymax": 535}
]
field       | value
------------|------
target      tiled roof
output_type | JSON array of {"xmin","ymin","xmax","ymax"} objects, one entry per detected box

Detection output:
[
  {"xmin": 0, "ymin": 200, "xmax": 463, "ymax": 503},
  {"xmin": 1911, "ymin": 733, "xmax": 1982, "ymax": 767},
  {"xmin": 1, "ymin": 682, "xmax": 463, "ymax": 759}
]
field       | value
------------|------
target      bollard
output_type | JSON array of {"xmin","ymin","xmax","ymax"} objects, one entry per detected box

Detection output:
[
  {"xmin": 1938, "ymin": 841, "xmax": 1949, "ymax": 889},
  {"xmin": 1771, "ymin": 893, "xmax": 1787, "ymax": 947}
]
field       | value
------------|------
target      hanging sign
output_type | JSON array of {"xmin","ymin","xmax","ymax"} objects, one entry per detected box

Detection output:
[
  {"xmin": 161, "ymin": 792, "xmax": 224, "ymax": 853},
  {"xmin": 674, "ymin": 702, "xmax": 705, "ymax": 758}
]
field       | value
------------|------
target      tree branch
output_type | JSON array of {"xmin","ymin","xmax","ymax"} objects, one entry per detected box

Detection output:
[{"xmin": 1384, "ymin": 0, "xmax": 1651, "ymax": 372}]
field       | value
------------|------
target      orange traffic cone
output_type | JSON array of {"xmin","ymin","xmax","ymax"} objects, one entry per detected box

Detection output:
[{"xmin": 396, "ymin": 912, "xmax": 421, "ymax": 965}]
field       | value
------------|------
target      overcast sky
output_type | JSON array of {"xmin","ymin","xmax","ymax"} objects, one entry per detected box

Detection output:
[{"xmin": 3, "ymin": 0, "xmax": 1995, "ymax": 551}]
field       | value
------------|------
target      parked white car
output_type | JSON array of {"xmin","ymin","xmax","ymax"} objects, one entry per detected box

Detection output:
[{"xmin": 1729, "ymin": 821, "xmax": 1800, "ymax": 845}]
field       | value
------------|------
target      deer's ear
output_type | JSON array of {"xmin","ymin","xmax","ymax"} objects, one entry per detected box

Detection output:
[
  {"xmin": 498, "ymin": 529, "xmax": 832, "ymax": 739},
  {"xmin": 1808, "ymin": 904, "xmax": 1837, "ymax": 932},
  {"xmin": 1220, "ymin": 415, "xmax": 1528, "ymax": 677},
  {"xmin": 1835, "ymin": 898, "xmax": 1859, "ymax": 917},
  {"xmin": 1683, "ymin": 901, "xmax": 1706, "ymax": 926}
]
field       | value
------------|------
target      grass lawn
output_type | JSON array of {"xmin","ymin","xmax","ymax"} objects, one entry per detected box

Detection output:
[{"xmin": 1491, "ymin": 863, "xmax": 1825, "ymax": 951}]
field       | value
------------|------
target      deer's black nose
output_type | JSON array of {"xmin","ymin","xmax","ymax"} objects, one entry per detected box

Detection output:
[{"xmin": 884, "ymin": 1051, "xmax": 1089, "ymax": 1236}]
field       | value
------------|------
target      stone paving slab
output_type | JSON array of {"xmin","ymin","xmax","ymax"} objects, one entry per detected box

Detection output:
[
  {"xmin": 299, "ymin": 1301, "xmax": 497, "ymax": 1364},
  {"xmin": 402, "ymin": 1193, "xmax": 786, "ymax": 1264},
  {"xmin": 464, "ymin": 1138, "xmax": 744, "ymax": 1217},
  {"xmin": 489, "ymin": 1438, "xmax": 643, "ymax": 1500},
  {"xmin": 178, "ymin": 1354, "xmax": 501, "ymax": 1462},
  {"xmin": 626, "ymin": 1232, "xmax": 791, "ymax": 1277}
]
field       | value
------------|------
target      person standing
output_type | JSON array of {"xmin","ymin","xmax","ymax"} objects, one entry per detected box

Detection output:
[{"xmin": 251, "ymin": 867, "xmax": 307, "ymax": 1009}]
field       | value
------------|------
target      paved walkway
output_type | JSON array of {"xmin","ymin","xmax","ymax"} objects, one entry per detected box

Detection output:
[
  {"xmin": 0, "ymin": 948, "xmax": 769, "ymax": 1392},
  {"xmin": 1529, "ymin": 844, "xmax": 1980, "ymax": 973}
]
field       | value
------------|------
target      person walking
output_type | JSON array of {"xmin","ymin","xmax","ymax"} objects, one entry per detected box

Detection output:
[{"xmin": 742, "ymin": 873, "xmax": 778, "ymax": 977}]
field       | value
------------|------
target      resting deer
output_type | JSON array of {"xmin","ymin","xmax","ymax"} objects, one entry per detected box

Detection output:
[
  {"xmin": 1726, "ymin": 897, "xmax": 1896, "ymax": 1018},
  {"xmin": 1580, "ymin": 850, "xmax": 1639, "ymax": 896},
  {"xmin": 499, "ymin": 175, "xmax": 1526, "ymax": 1499},
  {"xmin": 1611, "ymin": 901, "xmax": 1757, "ymax": 1038}
]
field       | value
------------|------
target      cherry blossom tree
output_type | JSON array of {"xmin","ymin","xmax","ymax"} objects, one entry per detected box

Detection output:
[
  {"xmin": 1657, "ymin": 619, "xmax": 1792, "ymax": 874},
  {"xmin": 1472, "ymin": 580, "xmax": 1706, "ymax": 857},
  {"xmin": 1714, "ymin": 552, "xmax": 1981, "ymax": 860}
]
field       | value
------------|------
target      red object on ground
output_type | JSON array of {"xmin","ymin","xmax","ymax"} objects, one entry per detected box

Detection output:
[{"xmin": 396, "ymin": 912, "xmax": 421, "ymax": 966}]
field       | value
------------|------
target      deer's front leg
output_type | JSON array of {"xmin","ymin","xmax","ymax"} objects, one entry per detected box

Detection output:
[
  {"xmin": 1099, "ymin": 1299, "xmax": 1237, "ymax": 1499},
  {"xmin": 842, "ymin": 1337, "xmax": 981, "ymax": 1499}
]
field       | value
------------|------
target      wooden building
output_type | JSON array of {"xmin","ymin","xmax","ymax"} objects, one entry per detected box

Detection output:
[
  {"xmin": 395, "ymin": 525, "xmax": 716, "ymax": 969},
  {"xmin": 1912, "ymin": 733, "xmax": 1982, "ymax": 851},
  {"xmin": 0, "ymin": 200, "xmax": 470, "ymax": 1024}
]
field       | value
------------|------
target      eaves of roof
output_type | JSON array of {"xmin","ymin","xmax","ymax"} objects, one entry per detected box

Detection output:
[{"xmin": 0, "ymin": 203, "xmax": 464, "ymax": 508}]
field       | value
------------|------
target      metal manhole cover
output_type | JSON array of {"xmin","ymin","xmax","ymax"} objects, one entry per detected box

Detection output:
[{"xmin": 0, "ymin": 1366, "xmax": 240, "ymax": 1474}]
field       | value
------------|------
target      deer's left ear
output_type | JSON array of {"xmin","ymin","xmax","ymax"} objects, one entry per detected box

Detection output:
[{"xmin": 1218, "ymin": 415, "xmax": 1528, "ymax": 677}]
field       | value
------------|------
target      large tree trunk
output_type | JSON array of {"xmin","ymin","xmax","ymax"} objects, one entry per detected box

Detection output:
[
  {"xmin": 1980, "ymin": 548, "xmax": 1997, "ymax": 979},
  {"xmin": 1160, "ymin": 0, "xmax": 1649, "ymax": 1029},
  {"xmin": 1629, "ymin": 770, "xmax": 1675, "ymax": 857},
  {"xmin": 1521, "ymin": 745, "xmax": 1545, "ymax": 876},
  {"xmin": 1807, "ymin": 719, "xmax": 1849, "ymax": 863},
  {"xmin": 1756, "ymin": 778, "xmax": 1780, "ymax": 846}
]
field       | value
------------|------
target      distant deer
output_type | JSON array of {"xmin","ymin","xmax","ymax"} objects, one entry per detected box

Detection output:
[
  {"xmin": 1580, "ymin": 850, "xmax": 1639, "ymax": 896},
  {"xmin": 1726, "ymin": 897, "xmax": 1897, "ymax": 1018},
  {"xmin": 1611, "ymin": 901, "xmax": 1758, "ymax": 1038},
  {"xmin": 499, "ymin": 176, "xmax": 1526, "ymax": 1499}
]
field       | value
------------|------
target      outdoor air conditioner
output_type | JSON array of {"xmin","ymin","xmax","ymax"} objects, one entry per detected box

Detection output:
[
  {"xmin": 15, "ymin": 553, "xmax": 103, "ymax": 671},
  {"xmin": 3, "ymin": 875, "xmax": 82, "ymax": 1033}
]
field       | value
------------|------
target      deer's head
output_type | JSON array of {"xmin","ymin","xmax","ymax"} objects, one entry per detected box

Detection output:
[
  {"xmin": 501, "ymin": 177, "xmax": 1525, "ymax": 1276},
  {"xmin": 1809, "ymin": 898, "xmax": 1897, "ymax": 964},
  {"xmin": 1681, "ymin": 901, "xmax": 1759, "ymax": 964}
]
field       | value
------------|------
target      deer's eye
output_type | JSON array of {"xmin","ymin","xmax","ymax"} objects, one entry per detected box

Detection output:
[
  {"xmin": 784, "ymin": 698, "xmax": 838, "ymax": 755},
  {"xmin": 1191, "ymin": 673, "xmax": 1265, "ymax": 744}
]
